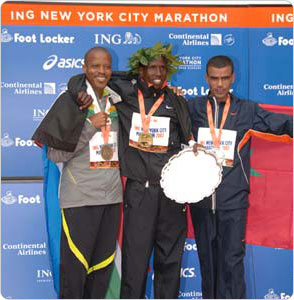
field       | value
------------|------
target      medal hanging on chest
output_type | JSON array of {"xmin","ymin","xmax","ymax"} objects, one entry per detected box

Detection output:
[
  {"xmin": 138, "ymin": 132, "xmax": 153, "ymax": 148},
  {"xmin": 100, "ymin": 96, "xmax": 114, "ymax": 161},
  {"xmin": 101, "ymin": 144, "xmax": 113, "ymax": 160},
  {"xmin": 137, "ymin": 89, "xmax": 165, "ymax": 149}
]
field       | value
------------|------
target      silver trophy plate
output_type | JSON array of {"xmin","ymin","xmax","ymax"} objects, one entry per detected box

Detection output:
[{"xmin": 160, "ymin": 147, "xmax": 223, "ymax": 204}]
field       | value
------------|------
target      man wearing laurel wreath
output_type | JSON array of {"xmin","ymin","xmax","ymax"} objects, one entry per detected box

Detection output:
[
  {"xmin": 188, "ymin": 55, "xmax": 293, "ymax": 299},
  {"xmin": 105, "ymin": 42, "xmax": 194, "ymax": 299},
  {"xmin": 76, "ymin": 43, "xmax": 193, "ymax": 298},
  {"xmin": 32, "ymin": 47, "xmax": 122, "ymax": 298}
]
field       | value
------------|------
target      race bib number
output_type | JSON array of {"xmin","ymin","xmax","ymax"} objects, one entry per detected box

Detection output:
[
  {"xmin": 198, "ymin": 127, "xmax": 237, "ymax": 167},
  {"xmin": 89, "ymin": 131, "xmax": 119, "ymax": 169},
  {"xmin": 129, "ymin": 112, "xmax": 170, "ymax": 153}
]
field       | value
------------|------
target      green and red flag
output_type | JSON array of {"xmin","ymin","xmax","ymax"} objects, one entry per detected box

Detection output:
[{"xmin": 245, "ymin": 104, "xmax": 293, "ymax": 250}]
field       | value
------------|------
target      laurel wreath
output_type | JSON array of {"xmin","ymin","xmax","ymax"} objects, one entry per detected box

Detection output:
[{"xmin": 128, "ymin": 42, "xmax": 183, "ymax": 80}]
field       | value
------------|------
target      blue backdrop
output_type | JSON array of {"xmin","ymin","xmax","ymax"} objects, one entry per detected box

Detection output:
[{"xmin": 1, "ymin": 3, "xmax": 293, "ymax": 299}]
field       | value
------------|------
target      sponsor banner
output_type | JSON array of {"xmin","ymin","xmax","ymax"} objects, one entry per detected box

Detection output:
[
  {"xmin": 1, "ymin": 5, "xmax": 293, "ymax": 296},
  {"xmin": 178, "ymin": 240, "xmax": 202, "ymax": 299},
  {"xmin": 1, "ymin": 13, "xmax": 292, "ymax": 176},
  {"xmin": 1, "ymin": 4, "xmax": 293, "ymax": 28},
  {"xmin": 1, "ymin": 182, "xmax": 57, "ymax": 299},
  {"xmin": 249, "ymin": 28, "xmax": 293, "ymax": 105},
  {"xmin": 144, "ymin": 240, "xmax": 293, "ymax": 299},
  {"xmin": 1, "ymin": 25, "xmax": 248, "ymax": 177},
  {"xmin": 2, "ymin": 190, "xmax": 41, "ymax": 205},
  {"xmin": 1, "ymin": 132, "xmax": 43, "ymax": 177},
  {"xmin": 2, "ymin": 242, "xmax": 47, "ymax": 256},
  {"xmin": 245, "ymin": 246, "xmax": 293, "ymax": 299},
  {"xmin": 145, "ymin": 239, "xmax": 202, "ymax": 299},
  {"xmin": 1, "ymin": 30, "xmax": 76, "ymax": 44},
  {"xmin": 1, "ymin": 81, "xmax": 57, "ymax": 95}
]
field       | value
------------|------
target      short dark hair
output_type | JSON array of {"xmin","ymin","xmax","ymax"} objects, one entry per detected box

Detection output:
[
  {"xmin": 206, "ymin": 55, "xmax": 234, "ymax": 74},
  {"xmin": 84, "ymin": 47, "xmax": 112, "ymax": 65}
]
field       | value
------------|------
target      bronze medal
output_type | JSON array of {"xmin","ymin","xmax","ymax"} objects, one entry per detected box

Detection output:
[
  {"xmin": 101, "ymin": 144, "xmax": 114, "ymax": 161},
  {"xmin": 138, "ymin": 133, "xmax": 153, "ymax": 148}
]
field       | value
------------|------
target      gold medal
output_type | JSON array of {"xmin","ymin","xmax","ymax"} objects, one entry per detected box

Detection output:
[
  {"xmin": 101, "ymin": 144, "xmax": 114, "ymax": 161},
  {"xmin": 138, "ymin": 133, "xmax": 153, "ymax": 148},
  {"xmin": 135, "ymin": 89, "xmax": 164, "ymax": 150}
]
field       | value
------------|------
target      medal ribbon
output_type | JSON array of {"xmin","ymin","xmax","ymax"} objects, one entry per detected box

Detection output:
[
  {"xmin": 138, "ymin": 89, "xmax": 165, "ymax": 134},
  {"xmin": 206, "ymin": 95, "xmax": 230, "ymax": 148},
  {"xmin": 100, "ymin": 96, "xmax": 111, "ymax": 144}
]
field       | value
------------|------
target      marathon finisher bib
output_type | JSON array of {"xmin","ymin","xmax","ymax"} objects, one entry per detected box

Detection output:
[
  {"xmin": 89, "ymin": 131, "xmax": 119, "ymax": 169},
  {"xmin": 197, "ymin": 127, "xmax": 237, "ymax": 167},
  {"xmin": 129, "ymin": 112, "xmax": 170, "ymax": 153}
]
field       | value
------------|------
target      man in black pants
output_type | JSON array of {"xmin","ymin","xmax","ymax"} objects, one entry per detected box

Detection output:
[
  {"xmin": 33, "ymin": 47, "xmax": 122, "ymax": 299},
  {"xmin": 109, "ymin": 43, "xmax": 193, "ymax": 299},
  {"xmin": 77, "ymin": 43, "xmax": 193, "ymax": 298},
  {"xmin": 188, "ymin": 55, "xmax": 293, "ymax": 299}
]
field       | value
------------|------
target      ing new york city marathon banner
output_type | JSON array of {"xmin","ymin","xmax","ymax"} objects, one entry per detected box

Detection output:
[{"xmin": 1, "ymin": 2, "xmax": 293, "ymax": 299}]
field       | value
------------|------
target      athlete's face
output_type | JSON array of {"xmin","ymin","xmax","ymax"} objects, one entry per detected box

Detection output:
[
  {"xmin": 83, "ymin": 49, "xmax": 112, "ymax": 98},
  {"xmin": 205, "ymin": 65, "xmax": 235, "ymax": 102},
  {"xmin": 140, "ymin": 57, "xmax": 168, "ymax": 90}
]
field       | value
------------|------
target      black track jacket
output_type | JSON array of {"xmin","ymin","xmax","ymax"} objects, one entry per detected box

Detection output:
[
  {"xmin": 188, "ymin": 94, "xmax": 293, "ymax": 210},
  {"xmin": 108, "ymin": 73, "xmax": 192, "ymax": 183}
]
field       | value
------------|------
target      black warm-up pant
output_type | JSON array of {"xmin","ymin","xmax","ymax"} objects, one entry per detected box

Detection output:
[
  {"xmin": 190, "ymin": 206, "xmax": 247, "ymax": 299},
  {"xmin": 59, "ymin": 204, "xmax": 120, "ymax": 299},
  {"xmin": 120, "ymin": 179, "xmax": 187, "ymax": 299}
]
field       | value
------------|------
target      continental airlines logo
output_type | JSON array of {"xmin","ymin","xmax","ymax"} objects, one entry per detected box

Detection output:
[
  {"xmin": 262, "ymin": 32, "xmax": 293, "ymax": 47},
  {"xmin": 1, "ymin": 81, "xmax": 56, "ymax": 95},
  {"xmin": 94, "ymin": 32, "xmax": 142, "ymax": 45},
  {"xmin": 43, "ymin": 55, "xmax": 84, "ymax": 70},
  {"xmin": 211, "ymin": 33, "xmax": 222, "ymax": 45},
  {"xmin": 263, "ymin": 83, "xmax": 293, "ymax": 96},
  {"xmin": 169, "ymin": 33, "xmax": 235, "ymax": 46},
  {"xmin": 2, "ymin": 242, "xmax": 47, "ymax": 256}
]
